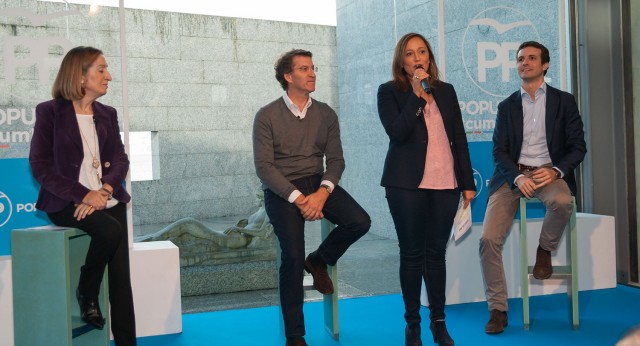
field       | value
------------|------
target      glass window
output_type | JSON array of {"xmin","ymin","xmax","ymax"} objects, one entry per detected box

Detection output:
[{"xmin": 0, "ymin": 0, "xmax": 123, "ymax": 255}]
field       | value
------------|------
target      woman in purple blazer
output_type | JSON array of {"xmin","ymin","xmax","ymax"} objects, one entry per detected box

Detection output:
[
  {"xmin": 29, "ymin": 47, "xmax": 136, "ymax": 345},
  {"xmin": 377, "ymin": 33, "xmax": 476, "ymax": 346}
]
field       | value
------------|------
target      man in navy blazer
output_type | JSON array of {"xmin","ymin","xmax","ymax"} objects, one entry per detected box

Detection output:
[{"xmin": 480, "ymin": 41, "xmax": 586, "ymax": 334}]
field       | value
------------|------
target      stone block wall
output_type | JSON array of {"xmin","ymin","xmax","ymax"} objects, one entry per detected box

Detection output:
[
  {"xmin": 0, "ymin": 1, "xmax": 338, "ymax": 231},
  {"xmin": 121, "ymin": 10, "xmax": 338, "ymax": 227}
]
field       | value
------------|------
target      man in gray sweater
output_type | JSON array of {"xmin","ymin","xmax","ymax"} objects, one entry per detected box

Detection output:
[{"xmin": 253, "ymin": 49, "xmax": 370, "ymax": 346}]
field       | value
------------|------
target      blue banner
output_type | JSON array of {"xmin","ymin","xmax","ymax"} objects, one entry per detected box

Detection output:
[
  {"xmin": 0, "ymin": 158, "xmax": 49, "ymax": 255},
  {"xmin": 468, "ymin": 141, "xmax": 492, "ymax": 222}
]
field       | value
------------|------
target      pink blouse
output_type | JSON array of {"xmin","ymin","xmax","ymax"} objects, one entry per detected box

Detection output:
[{"xmin": 418, "ymin": 100, "xmax": 458, "ymax": 190}]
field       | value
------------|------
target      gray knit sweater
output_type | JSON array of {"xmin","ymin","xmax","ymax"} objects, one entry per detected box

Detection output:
[{"xmin": 253, "ymin": 97, "xmax": 345, "ymax": 200}]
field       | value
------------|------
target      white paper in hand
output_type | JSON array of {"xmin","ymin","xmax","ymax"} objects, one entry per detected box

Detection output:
[{"xmin": 451, "ymin": 197, "xmax": 472, "ymax": 241}]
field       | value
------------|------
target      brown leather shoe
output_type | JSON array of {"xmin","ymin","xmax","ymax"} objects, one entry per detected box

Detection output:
[
  {"xmin": 285, "ymin": 336, "xmax": 308, "ymax": 346},
  {"xmin": 533, "ymin": 245, "xmax": 553, "ymax": 279},
  {"xmin": 485, "ymin": 309, "xmax": 508, "ymax": 334},
  {"xmin": 304, "ymin": 252, "xmax": 334, "ymax": 295}
]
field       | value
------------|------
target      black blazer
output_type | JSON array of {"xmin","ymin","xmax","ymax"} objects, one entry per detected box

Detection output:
[
  {"xmin": 377, "ymin": 81, "xmax": 476, "ymax": 192},
  {"xmin": 487, "ymin": 85, "xmax": 586, "ymax": 197}
]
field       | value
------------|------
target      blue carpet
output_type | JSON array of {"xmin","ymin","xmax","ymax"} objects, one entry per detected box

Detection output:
[{"xmin": 136, "ymin": 285, "xmax": 640, "ymax": 345}]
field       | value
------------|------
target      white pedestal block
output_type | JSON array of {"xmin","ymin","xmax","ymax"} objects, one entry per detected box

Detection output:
[
  {"xmin": 421, "ymin": 213, "xmax": 617, "ymax": 306},
  {"xmin": 0, "ymin": 256, "xmax": 14, "ymax": 346},
  {"xmin": 130, "ymin": 241, "xmax": 182, "ymax": 338}
]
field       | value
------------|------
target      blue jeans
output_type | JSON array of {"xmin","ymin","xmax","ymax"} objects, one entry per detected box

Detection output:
[
  {"xmin": 385, "ymin": 187, "xmax": 459, "ymax": 325},
  {"xmin": 264, "ymin": 174, "xmax": 370, "ymax": 338}
]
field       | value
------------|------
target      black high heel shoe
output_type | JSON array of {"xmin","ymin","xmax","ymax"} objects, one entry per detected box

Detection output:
[
  {"xmin": 430, "ymin": 321, "xmax": 454, "ymax": 346},
  {"xmin": 76, "ymin": 288, "xmax": 105, "ymax": 330},
  {"xmin": 405, "ymin": 324, "xmax": 422, "ymax": 346}
]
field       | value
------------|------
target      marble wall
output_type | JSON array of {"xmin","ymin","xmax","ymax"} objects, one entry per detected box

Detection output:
[{"xmin": 0, "ymin": 1, "xmax": 338, "ymax": 231}]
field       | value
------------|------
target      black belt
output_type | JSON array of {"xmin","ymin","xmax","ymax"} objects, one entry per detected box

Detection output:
[{"xmin": 518, "ymin": 164, "xmax": 538, "ymax": 171}]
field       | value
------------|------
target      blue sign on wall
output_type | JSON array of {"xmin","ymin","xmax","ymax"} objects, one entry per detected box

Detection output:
[
  {"xmin": 468, "ymin": 141, "xmax": 492, "ymax": 222},
  {"xmin": 0, "ymin": 158, "xmax": 49, "ymax": 255}
]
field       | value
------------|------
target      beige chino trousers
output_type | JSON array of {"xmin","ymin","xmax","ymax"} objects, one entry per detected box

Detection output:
[{"xmin": 479, "ymin": 171, "xmax": 573, "ymax": 312}]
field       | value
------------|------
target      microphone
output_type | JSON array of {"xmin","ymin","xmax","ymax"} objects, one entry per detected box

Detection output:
[
  {"xmin": 416, "ymin": 65, "xmax": 431, "ymax": 94},
  {"xmin": 93, "ymin": 116, "xmax": 97, "ymax": 123},
  {"xmin": 420, "ymin": 76, "xmax": 431, "ymax": 95}
]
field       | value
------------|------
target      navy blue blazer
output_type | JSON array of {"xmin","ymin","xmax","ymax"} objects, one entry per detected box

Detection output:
[
  {"xmin": 377, "ymin": 81, "xmax": 476, "ymax": 192},
  {"xmin": 30, "ymin": 98, "xmax": 130, "ymax": 213},
  {"xmin": 487, "ymin": 85, "xmax": 586, "ymax": 197}
]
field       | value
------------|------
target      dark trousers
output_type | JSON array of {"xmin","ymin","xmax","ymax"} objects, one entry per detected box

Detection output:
[
  {"xmin": 385, "ymin": 187, "xmax": 459, "ymax": 325},
  {"xmin": 48, "ymin": 202, "xmax": 136, "ymax": 345},
  {"xmin": 264, "ymin": 175, "xmax": 370, "ymax": 338}
]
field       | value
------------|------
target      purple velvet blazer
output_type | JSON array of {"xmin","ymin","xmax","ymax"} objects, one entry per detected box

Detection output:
[{"xmin": 29, "ymin": 98, "xmax": 131, "ymax": 213}]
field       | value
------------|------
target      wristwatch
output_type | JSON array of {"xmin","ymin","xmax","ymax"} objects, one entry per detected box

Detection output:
[
  {"xmin": 553, "ymin": 168, "xmax": 562, "ymax": 179},
  {"xmin": 101, "ymin": 187, "xmax": 113, "ymax": 200},
  {"xmin": 320, "ymin": 184, "xmax": 332, "ymax": 194}
]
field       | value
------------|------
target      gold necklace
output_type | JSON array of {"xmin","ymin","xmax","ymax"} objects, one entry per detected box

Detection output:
[{"xmin": 77, "ymin": 118, "xmax": 101, "ymax": 183}]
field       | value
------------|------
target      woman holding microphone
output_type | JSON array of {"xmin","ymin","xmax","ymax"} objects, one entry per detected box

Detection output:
[{"xmin": 377, "ymin": 33, "xmax": 476, "ymax": 346}]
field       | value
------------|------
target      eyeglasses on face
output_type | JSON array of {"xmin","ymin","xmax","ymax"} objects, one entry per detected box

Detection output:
[{"xmin": 293, "ymin": 65, "xmax": 318, "ymax": 73}]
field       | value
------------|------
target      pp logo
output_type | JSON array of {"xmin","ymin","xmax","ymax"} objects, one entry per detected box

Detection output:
[
  {"xmin": 462, "ymin": 6, "xmax": 541, "ymax": 97},
  {"xmin": 0, "ymin": 191, "xmax": 12, "ymax": 228},
  {"xmin": 472, "ymin": 168, "xmax": 483, "ymax": 198},
  {"xmin": 1, "ymin": 8, "xmax": 80, "ymax": 103}
]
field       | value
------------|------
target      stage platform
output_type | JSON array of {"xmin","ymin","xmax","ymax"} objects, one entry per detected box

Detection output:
[{"xmin": 0, "ymin": 213, "xmax": 618, "ymax": 345}]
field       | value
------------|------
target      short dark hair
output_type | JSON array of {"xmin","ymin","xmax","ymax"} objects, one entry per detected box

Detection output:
[
  {"xmin": 517, "ymin": 41, "xmax": 550, "ymax": 75},
  {"xmin": 51, "ymin": 46, "xmax": 104, "ymax": 100},
  {"xmin": 274, "ymin": 49, "xmax": 312, "ymax": 91}
]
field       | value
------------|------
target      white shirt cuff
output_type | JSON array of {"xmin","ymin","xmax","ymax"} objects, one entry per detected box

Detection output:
[
  {"xmin": 288, "ymin": 190, "xmax": 302, "ymax": 203},
  {"xmin": 514, "ymin": 174, "xmax": 525, "ymax": 186},
  {"xmin": 320, "ymin": 180, "xmax": 334, "ymax": 193}
]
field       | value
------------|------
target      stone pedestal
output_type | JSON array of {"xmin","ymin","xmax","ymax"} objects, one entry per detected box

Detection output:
[
  {"xmin": 181, "ymin": 260, "xmax": 277, "ymax": 296},
  {"xmin": 137, "ymin": 211, "xmax": 278, "ymax": 296}
]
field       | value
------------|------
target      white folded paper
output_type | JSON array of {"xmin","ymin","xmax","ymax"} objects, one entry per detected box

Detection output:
[{"xmin": 451, "ymin": 196, "xmax": 472, "ymax": 241}]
